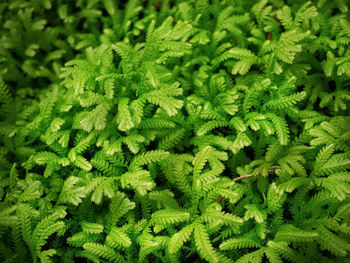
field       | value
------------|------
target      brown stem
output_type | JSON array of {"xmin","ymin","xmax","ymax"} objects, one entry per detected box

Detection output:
[
  {"xmin": 216, "ymin": 196, "xmax": 224, "ymax": 203},
  {"xmin": 233, "ymin": 174, "xmax": 254, "ymax": 182},
  {"xmin": 267, "ymin": 32, "xmax": 272, "ymax": 40},
  {"xmin": 216, "ymin": 166, "xmax": 280, "ymax": 204}
]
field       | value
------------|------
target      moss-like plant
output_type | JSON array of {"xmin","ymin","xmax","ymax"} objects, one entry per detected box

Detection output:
[{"xmin": 0, "ymin": 0, "xmax": 350, "ymax": 262}]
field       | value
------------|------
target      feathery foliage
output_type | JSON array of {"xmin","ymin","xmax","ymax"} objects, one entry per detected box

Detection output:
[{"xmin": 1, "ymin": 0, "xmax": 350, "ymax": 262}]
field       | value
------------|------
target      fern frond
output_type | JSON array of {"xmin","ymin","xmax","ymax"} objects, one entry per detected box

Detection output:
[
  {"xmin": 131, "ymin": 150, "xmax": 170, "ymax": 167},
  {"xmin": 168, "ymin": 224, "xmax": 194, "ymax": 254},
  {"xmin": 83, "ymin": 243, "xmax": 125, "ymax": 262},
  {"xmin": 106, "ymin": 227, "xmax": 132, "ymax": 248},
  {"xmin": 220, "ymin": 237, "xmax": 261, "ymax": 250},
  {"xmin": 151, "ymin": 209, "xmax": 190, "ymax": 226},
  {"xmin": 194, "ymin": 223, "xmax": 220, "ymax": 263},
  {"xmin": 274, "ymin": 225, "xmax": 318, "ymax": 243}
]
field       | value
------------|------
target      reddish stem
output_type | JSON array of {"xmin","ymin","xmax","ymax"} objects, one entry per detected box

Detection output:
[
  {"xmin": 216, "ymin": 166, "xmax": 280, "ymax": 204},
  {"xmin": 233, "ymin": 174, "xmax": 254, "ymax": 182},
  {"xmin": 267, "ymin": 32, "xmax": 272, "ymax": 40},
  {"xmin": 216, "ymin": 196, "xmax": 224, "ymax": 203}
]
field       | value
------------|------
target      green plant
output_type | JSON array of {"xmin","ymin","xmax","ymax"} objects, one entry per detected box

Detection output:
[{"xmin": 0, "ymin": 0, "xmax": 349, "ymax": 262}]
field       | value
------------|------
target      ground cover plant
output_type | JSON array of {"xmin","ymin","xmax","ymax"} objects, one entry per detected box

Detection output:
[{"xmin": 0, "ymin": 0, "xmax": 350, "ymax": 262}]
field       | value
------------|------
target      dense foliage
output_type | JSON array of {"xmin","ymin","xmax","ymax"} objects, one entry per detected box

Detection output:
[{"xmin": 1, "ymin": 0, "xmax": 350, "ymax": 262}]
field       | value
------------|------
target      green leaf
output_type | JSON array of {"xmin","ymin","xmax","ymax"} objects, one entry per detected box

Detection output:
[
  {"xmin": 121, "ymin": 169, "xmax": 155, "ymax": 195},
  {"xmin": 117, "ymin": 98, "xmax": 135, "ymax": 131},
  {"xmin": 83, "ymin": 243, "xmax": 125, "ymax": 262},
  {"xmin": 168, "ymin": 224, "xmax": 194, "ymax": 254},
  {"xmin": 220, "ymin": 237, "xmax": 261, "ymax": 250},
  {"xmin": 244, "ymin": 204, "xmax": 266, "ymax": 223},
  {"xmin": 151, "ymin": 209, "xmax": 190, "ymax": 226},
  {"xmin": 81, "ymin": 222, "xmax": 104, "ymax": 234},
  {"xmin": 74, "ymin": 156, "xmax": 92, "ymax": 171},
  {"xmin": 58, "ymin": 176, "xmax": 86, "ymax": 206},
  {"xmin": 106, "ymin": 227, "xmax": 132, "ymax": 248},
  {"xmin": 275, "ymin": 225, "xmax": 318, "ymax": 243},
  {"xmin": 194, "ymin": 223, "xmax": 220, "ymax": 263},
  {"xmin": 131, "ymin": 150, "xmax": 170, "ymax": 167}
]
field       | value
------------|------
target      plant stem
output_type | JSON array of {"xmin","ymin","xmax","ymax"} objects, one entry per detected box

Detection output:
[{"xmin": 216, "ymin": 166, "xmax": 280, "ymax": 203}]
